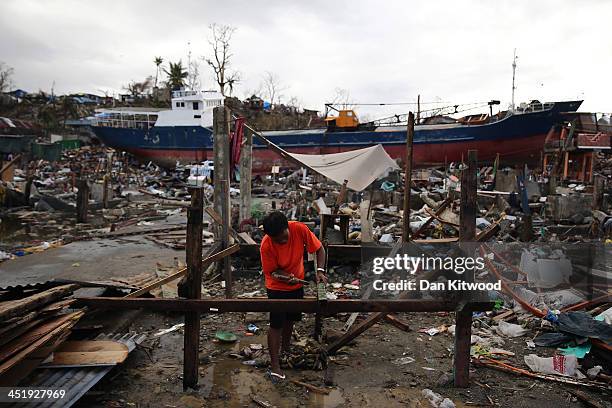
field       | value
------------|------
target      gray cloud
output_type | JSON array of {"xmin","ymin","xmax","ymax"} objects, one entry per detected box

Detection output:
[{"xmin": 1, "ymin": 0, "xmax": 610, "ymax": 115}]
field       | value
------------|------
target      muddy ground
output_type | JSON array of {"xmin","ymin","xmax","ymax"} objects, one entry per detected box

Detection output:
[
  {"xmin": 2, "ymin": 211, "xmax": 609, "ymax": 408},
  {"xmin": 73, "ymin": 278, "xmax": 610, "ymax": 408}
]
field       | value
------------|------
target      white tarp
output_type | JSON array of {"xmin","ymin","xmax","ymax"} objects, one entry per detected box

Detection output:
[{"xmin": 288, "ymin": 144, "xmax": 400, "ymax": 191}]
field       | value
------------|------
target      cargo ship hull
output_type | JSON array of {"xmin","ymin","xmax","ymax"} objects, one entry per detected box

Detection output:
[{"xmin": 92, "ymin": 100, "xmax": 582, "ymax": 171}]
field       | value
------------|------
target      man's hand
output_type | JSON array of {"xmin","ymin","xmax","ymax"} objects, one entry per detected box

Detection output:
[{"xmin": 315, "ymin": 268, "xmax": 328, "ymax": 284}]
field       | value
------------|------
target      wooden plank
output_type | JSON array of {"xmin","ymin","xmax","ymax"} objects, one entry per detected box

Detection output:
[
  {"xmin": 237, "ymin": 232, "xmax": 257, "ymax": 245},
  {"xmin": 124, "ymin": 243, "xmax": 238, "ymax": 298},
  {"xmin": 42, "ymin": 340, "xmax": 129, "ymax": 367},
  {"xmin": 78, "ymin": 297, "xmax": 494, "ymax": 314},
  {"xmin": 0, "ymin": 311, "xmax": 83, "ymax": 376},
  {"xmin": 0, "ymin": 284, "xmax": 79, "ymax": 322}
]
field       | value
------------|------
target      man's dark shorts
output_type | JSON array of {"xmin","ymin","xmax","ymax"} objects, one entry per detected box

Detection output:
[{"xmin": 266, "ymin": 287, "xmax": 304, "ymax": 329}]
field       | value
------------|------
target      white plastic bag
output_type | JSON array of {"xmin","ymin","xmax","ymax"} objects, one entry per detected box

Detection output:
[
  {"xmin": 495, "ymin": 321, "xmax": 528, "ymax": 337},
  {"xmin": 524, "ymin": 354, "xmax": 578, "ymax": 377}
]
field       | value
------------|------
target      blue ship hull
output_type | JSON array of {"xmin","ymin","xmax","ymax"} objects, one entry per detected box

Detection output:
[{"xmin": 92, "ymin": 100, "xmax": 582, "ymax": 170}]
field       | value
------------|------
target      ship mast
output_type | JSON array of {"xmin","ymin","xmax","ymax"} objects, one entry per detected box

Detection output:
[{"xmin": 511, "ymin": 49, "xmax": 518, "ymax": 112}]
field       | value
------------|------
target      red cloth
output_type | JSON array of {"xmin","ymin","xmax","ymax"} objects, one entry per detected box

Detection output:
[{"xmin": 260, "ymin": 221, "xmax": 322, "ymax": 291}]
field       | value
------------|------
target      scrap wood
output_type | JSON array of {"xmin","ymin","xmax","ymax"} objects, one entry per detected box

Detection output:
[
  {"xmin": 0, "ymin": 154, "xmax": 21, "ymax": 177},
  {"xmin": 492, "ymin": 309, "xmax": 515, "ymax": 322},
  {"xmin": 0, "ymin": 311, "xmax": 84, "ymax": 378},
  {"xmin": 0, "ymin": 316, "xmax": 49, "ymax": 348},
  {"xmin": 290, "ymin": 379, "xmax": 331, "ymax": 395},
  {"xmin": 475, "ymin": 217, "xmax": 503, "ymax": 242},
  {"xmin": 0, "ymin": 311, "xmax": 37, "ymax": 337},
  {"xmin": 41, "ymin": 340, "xmax": 129, "ymax": 367},
  {"xmin": 80, "ymin": 225, "xmax": 186, "ymax": 240},
  {"xmin": 0, "ymin": 312, "xmax": 83, "ymax": 362},
  {"xmin": 124, "ymin": 243, "xmax": 239, "ymax": 298},
  {"xmin": 251, "ymin": 396, "xmax": 275, "ymax": 408},
  {"xmin": 0, "ymin": 284, "xmax": 79, "ymax": 322},
  {"xmin": 383, "ymin": 314, "xmax": 411, "ymax": 331},
  {"xmin": 424, "ymin": 206, "xmax": 461, "ymax": 228},
  {"xmin": 474, "ymin": 357, "xmax": 611, "ymax": 391},
  {"xmin": 412, "ymin": 197, "xmax": 452, "ymax": 238},
  {"xmin": 568, "ymin": 389, "xmax": 606, "ymax": 408}
]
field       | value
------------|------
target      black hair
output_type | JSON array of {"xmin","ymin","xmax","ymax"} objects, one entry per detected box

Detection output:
[{"xmin": 262, "ymin": 211, "xmax": 288, "ymax": 237}]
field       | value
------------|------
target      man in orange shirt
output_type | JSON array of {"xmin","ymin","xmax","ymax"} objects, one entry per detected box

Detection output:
[{"xmin": 260, "ymin": 211, "xmax": 327, "ymax": 380}]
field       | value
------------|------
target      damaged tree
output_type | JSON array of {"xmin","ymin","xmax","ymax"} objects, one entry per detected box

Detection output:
[{"xmin": 205, "ymin": 24, "xmax": 240, "ymax": 96}]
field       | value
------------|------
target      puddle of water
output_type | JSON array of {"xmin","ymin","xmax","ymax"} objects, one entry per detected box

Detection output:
[
  {"xmin": 0, "ymin": 216, "xmax": 41, "ymax": 248},
  {"xmin": 201, "ymin": 358, "xmax": 346, "ymax": 407}
]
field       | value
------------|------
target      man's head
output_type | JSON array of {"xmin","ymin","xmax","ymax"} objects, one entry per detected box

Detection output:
[{"xmin": 262, "ymin": 211, "xmax": 289, "ymax": 244}]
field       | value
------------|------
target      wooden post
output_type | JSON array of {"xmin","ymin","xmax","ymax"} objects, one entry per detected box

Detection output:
[
  {"xmin": 593, "ymin": 175, "xmax": 604, "ymax": 210},
  {"xmin": 213, "ymin": 106, "xmax": 231, "ymax": 232},
  {"xmin": 459, "ymin": 150, "xmax": 477, "ymax": 241},
  {"xmin": 183, "ymin": 187, "xmax": 204, "ymax": 389},
  {"xmin": 102, "ymin": 174, "xmax": 110, "ymax": 209},
  {"xmin": 239, "ymin": 126, "xmax": 253, "ymax": 224},
  {"xmin": 76, "ymin": 179, "xmax": 89, "ymax": 223},
  {"xmin": 454, "ymin": 149, "xmax": 477, "ymax": 387},
  {"xmin": 402, "ymin": 112, "xmax": 415, "ymax": 243},
  {"xmin": 213, "ymin": 105, "xmax": 232, "ymax": 298},
  {"xmin": 222, "ymin": 178, "xmax": 232, "ymax": 298}
]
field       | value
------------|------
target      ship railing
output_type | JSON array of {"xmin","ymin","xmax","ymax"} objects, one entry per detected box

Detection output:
[
  {"xmin": 95, "ymin": 119, "xmax": 156, "ymax": 130},
  {"xmin": 172, "ymin": 90, "xmax": 198, "ymax": 98}
]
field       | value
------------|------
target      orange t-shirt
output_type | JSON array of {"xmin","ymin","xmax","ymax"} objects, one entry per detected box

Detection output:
[{"xmin": 260, "ymin": 221, "xmax": 322, "ymax": 291}]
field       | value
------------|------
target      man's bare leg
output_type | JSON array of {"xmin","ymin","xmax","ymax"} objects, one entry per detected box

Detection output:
[
  {"xmin": 281, "ymin": 320, "xmax": 294, "ymax": 353},
  {"xmin": 268, "ymin": 327, "xmax": 283, "ymax": 374}
]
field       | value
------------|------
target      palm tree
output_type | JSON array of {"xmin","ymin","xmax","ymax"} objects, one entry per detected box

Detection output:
[
  {"xmin": 153, "ymin": 56, "xmax": 163, "ymax": 88},
  {"xmin": 164, "ymin": 61, "xmax": 188, "ymax": 91}
]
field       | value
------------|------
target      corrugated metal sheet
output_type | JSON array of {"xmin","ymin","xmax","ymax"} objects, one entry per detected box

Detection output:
[
  {"xmin": 0, "ymin": 280, "xmax": 58, "ymax": 293},
  {"xmin": 9, "ymin": 333, "xmax": 146, "ymax": 408}
]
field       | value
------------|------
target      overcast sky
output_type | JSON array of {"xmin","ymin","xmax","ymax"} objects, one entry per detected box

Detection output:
[{"xmin": 1, "ymin": 0, "xmax": 611, "ymax": 117}]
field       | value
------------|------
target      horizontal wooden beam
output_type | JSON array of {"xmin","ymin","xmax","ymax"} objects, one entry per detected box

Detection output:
[
  {"xmin": 124, "ymin": 243, "xmax": 238, "ymax": 298},
  {"xmin": 77, "ymin": 297, "xmax": 493, "ymax": 314}
]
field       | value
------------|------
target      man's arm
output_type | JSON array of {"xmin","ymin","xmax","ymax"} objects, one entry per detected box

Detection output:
[{"xmin": 315, "ymin": 245, "xmax": 327, "ymax": 284}]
